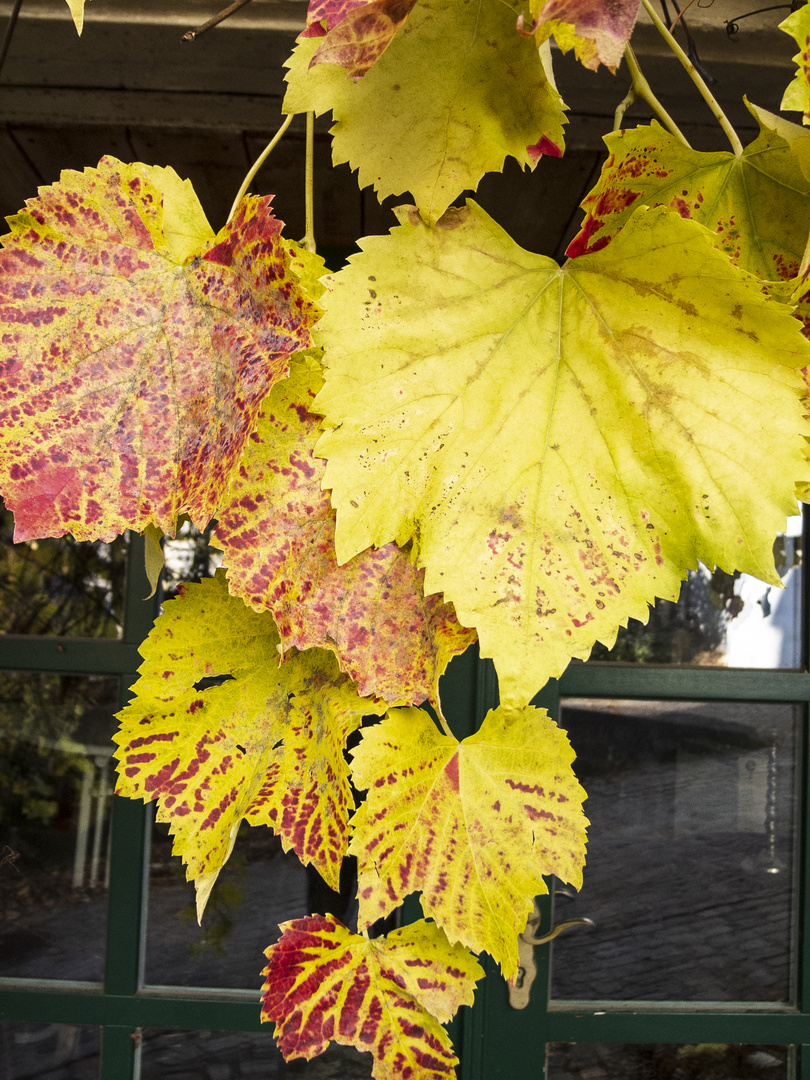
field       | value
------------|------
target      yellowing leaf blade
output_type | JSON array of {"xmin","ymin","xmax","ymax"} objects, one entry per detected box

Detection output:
[
  {"xmin": 114, "ymin": 571, "xmax": 379, "ymax": 896},
  {"xmin": 0, "ymin": 158, "xmax": 318, "ymax": 542},
  {"xmin": 349, "ymin": 705, "xmax": 588, "ymax": 978},
  {"xmin": 214, "ymin": 357, "xmax": 475, "ymax": 705},
  {"xmin": 567, "ymin": 113, "xmax": 810, "ymax": 283},
  {"xmin": 262, "ymin": 914, "xmax": 482, "ymax": 1078},
  {"xmin": 314, "ymin": 201, "xmax": 810, "ymax": 705},
  {"xmin": 284, "ymin": 0, "xmax": 566, "ymax": 223}
]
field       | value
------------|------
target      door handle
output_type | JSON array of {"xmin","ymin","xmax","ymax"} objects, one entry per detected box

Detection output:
[{"xmin": 508, "ymin": 901, "xmax": 595, "ymax": 1010}]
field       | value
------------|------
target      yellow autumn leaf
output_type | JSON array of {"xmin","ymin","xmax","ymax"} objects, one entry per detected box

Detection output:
[
  {"xmin": 314, "ymin": 200, "xmax": 810, "ymax": 706},
  {"xmin": 262, "ymin": 914, "xmax": 483, "ymax": 1079},
  {"xmin": 114, "ymin": 571, "xmax": 381, "ymax": 909},
  {"xmin": 349, "ymin": 704, "xmax": 588, "ymax": 980}
]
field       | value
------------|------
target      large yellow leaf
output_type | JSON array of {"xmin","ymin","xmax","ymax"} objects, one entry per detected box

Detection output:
[
  {"xmin": 262, "ymin": 914, "xmax": 482, "ymax": 1079},
  {"xmin": 314, "ymin": 201, "xmax": 810, "ymax": 706},
  {"xmin": 114, "ymin": 571, "xmax": 380, "ymax": 905},
  {"xmin": 0, "ymin": 158, "xmax": 317, "ymax": 542},
  {"xmin": 567, "ymin": 107, "xmax": 810, "ymax": 283},
  {"xmin": 214, "ymin": 356, "xmax": 475, "ymax": 705},
  {"xmin": 349, "ymin": 705, "xmax": 587, "ymax": 979},
  {"xmin": 283, "ymin": 0, "xmax": 566, "ymax": 223}
]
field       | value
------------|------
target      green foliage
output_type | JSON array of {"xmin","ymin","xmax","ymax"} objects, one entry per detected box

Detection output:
[{"xmin": 7, "ymin": 1, "xmax": 810, "ymax": 1075}]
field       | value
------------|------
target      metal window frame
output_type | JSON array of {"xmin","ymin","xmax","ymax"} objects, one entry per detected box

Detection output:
[{"xmin": 1, "ymin": 532, "xmax": 810, "ymax": 1080}]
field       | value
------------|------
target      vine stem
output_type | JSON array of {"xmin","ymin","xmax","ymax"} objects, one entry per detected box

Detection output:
[
  {"xmin": 227, "ymin": 113, "xmax": 293, "ymax": 224},
  {"xmin": 641, "ymin": 0, "xmax": 743, "ymax": 155},
  {"xmin": 436, "ymin": 710, "xmax": 454, "ymax": 740},
  {"xmin": 304, "ymin": 112, "xmax": 316, "ymax": 253},
  {"xmin": 619, "ymin": 46, "xmax": 690, "ymax": 147}
]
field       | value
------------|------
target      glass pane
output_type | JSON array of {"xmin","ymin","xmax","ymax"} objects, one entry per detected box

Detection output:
[
  {"xmin": 0, "ymin": 673, "xmax": 119, "ymax": 981},
  {"xmin": 161, "ymin": 518, "xmax": 223, "ymax": 599},
  {"xmin": 0, "ymin": 498, "xmax": 127, "ymax": 637},
  {"xmin": 146, "ymin": 823, "xmax": 318, "ymax": 990},
  {"xmin": 141, "ymin": 1028, "xmax": 372, "ymax": 1078},
  {"xmin": 589, "ymin": 517, "xmax": 802, "ymax": 667},
  {"xmin": 1, "ymin": 1021, "xmax": 100, "ymax": 1079},
  {"xmin": 547, "ymin": 1043, "xmax": 792, "ymax": 1079},
  {"xmin": 551, "ymin": 700, "xmax": 799, "ymax": 1002}
]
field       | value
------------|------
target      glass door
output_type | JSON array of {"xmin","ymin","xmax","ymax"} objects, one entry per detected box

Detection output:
[{"xmin": 453, "ymin": 512, "xmax": 810, "ymax": 1080}]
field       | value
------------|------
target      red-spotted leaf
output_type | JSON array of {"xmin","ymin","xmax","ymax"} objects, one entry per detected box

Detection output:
[
  {"xmin": 0, "ymin": 157, "xmax": 318, "ymax": 543},
  {"xmin": 262, "ymin": 914, "xmax": 482, "ymax": 1079},
  {"xmin": 349, "ymin": 705, "xmax": 588, "ymax": 979},
  {"xmin": 302, "ymin": 0, "xmax": 368, "ymax": 36},
  {"xmin": 114, "ymin": 570, "xmax": 380, "ymax": 904},
  {"xmin": 214, "ymin": 356, "xmax": 475, "ymax": 706},
  {"xmin": 567, "ymin": 112, "xmax": 810, "ymax": 281},
  {"xmin": 511, "ymin": 0, "xmax": 640, "ymax": 71},
  {"xmin": 781, "ymin": 3, "xmax": 810, "ymax": 125},
  {"xmin": 310, "ymin": 0, "xmax": 418, "ymax": 80}
]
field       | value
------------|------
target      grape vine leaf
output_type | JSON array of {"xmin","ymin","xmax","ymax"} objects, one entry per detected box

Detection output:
[
  {"xmin": 65, "ymin": 0, "xmax": 88, "ymax": 34},
  {"xmin": 0, "ymin": 157, "xmax": 318, "ymax": 543},
  {"xmin": 214, "ymin": 356, "xmax": 475, "ymax": 705},
  {"xmin": 310, "ymin": 0, "xmax": 418, "ymax": 80},
  {"xmin": 114, "ymin": 571, "xmax": 381, "ymax": 905},
  {"xmin": 781, "ymin": 3, "xmax": 810, "ymax": 125},
  {"xmin": 262, "ymin": 914, "xmax": 482, "ymax": 1079},
  {"xmin": 506, "ymin": 0, "xmax": 640, "ymax": 71},
  {"xmin": 566, "ymin": 108, "xmax": 810, "ymax": 283},
  {"xmin": 302, "ymin": 0, "xmax": 368, "ymax": 35},
  {"xmin": 349, "ymin": 704, "xmax": 587, "ymax": 979},
  {"xmin": 283, "ymin": 0, "xmax": 566, "ymax": 223},
  {"xmin": 314, "ymin": 201, "xmax": 810, "ymax": 707}
]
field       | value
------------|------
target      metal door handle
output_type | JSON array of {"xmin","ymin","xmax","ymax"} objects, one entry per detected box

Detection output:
[{"xmin": 508, "ymin": 901, "xmax": 595, "ymax": 1010}]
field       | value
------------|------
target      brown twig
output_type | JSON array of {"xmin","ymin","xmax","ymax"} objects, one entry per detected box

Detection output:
[{"xmin": 182, "ymin": 0, "xmax": 254, "ymax": 42}]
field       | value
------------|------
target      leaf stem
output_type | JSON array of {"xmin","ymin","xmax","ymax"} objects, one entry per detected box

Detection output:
[
  {"xmin": 620, "ymin": 46, "xmax": 691, "ymax": 147},
  {"xmin": 436, "ymin": 710, "xmax": 455, "ymax": 739},
  {"xmin": 304, "ymin": 112, "xmax": 316, "ymax": 253},
  {"xmin": 227, "ymin": 113, "xmax": 294, "ymax": 224},
  {"xmin": 640, "ymin": 0, "xmax": 743, "ymax": 155}
]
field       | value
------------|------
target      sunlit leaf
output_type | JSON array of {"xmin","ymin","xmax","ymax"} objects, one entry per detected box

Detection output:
[
  {"xmin": 567, "ymin": 108, "xmax": 810, "ymax": 284},
  {"xmin": 780, "ymin": 3, "xmax": 810, "ymax": 125},
  {"xmin": 284, "ymin": 0, "xmax": 566, "ymax": 223},
  {"xmin": 0, "ymin": 158, "xmax": 318, "ymax": 542},
  {"xmin": 262, "ymin": 914, "xmax": 482, "ymax": 1079},
  {"xmin": 114, "ymin": 571, "xmax": 380, "ymax": 903},
  {"xmin": 349, "ymin": 705, "xmax": 587, "ymax": 978},
  {"xmin": 215, "ymin": 357, "xmax": 475, "ymax": 705},
  {"xmin": 314, "ymin": 201, "xmax": 810, "ymax": 706}
]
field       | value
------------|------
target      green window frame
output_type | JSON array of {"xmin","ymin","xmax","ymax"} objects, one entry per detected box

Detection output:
[{"xmin": 2, "ymin": 526, "xmax": 810, "ymax": 1078}]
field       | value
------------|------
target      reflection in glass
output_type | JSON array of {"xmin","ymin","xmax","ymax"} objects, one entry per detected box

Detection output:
[
  {"xmin": 589, "ymin": 517, "xmax": 802, "ymax": 667},
  {"xmin": 141, "ymin": 1028, "xmax": 373, "ymax": 1078},
  {"xmin": 551, "ymin": 700, "xmax": 799, "ymax": 1002},
  {"xmin": 547, "ymin": 1043, "xmax": 791, "ymax": 1079},
  {"xmin": 161, "ymin": 518, "xmax": 223, "ymax": 599},
  {"xmin": 146, "ymin": 821, "xmax": 315, "ymax": 990},
  {"xmin": 0, "ymin": 498, "xmax": 127, "ymax": 637},
  {"xmin": 0, "ymin": 673, "xmax": 119, "ymax": 981},
  {"xmin": 1, "ymin": 1021, "xmax": 100, "ymax": 1080}
]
